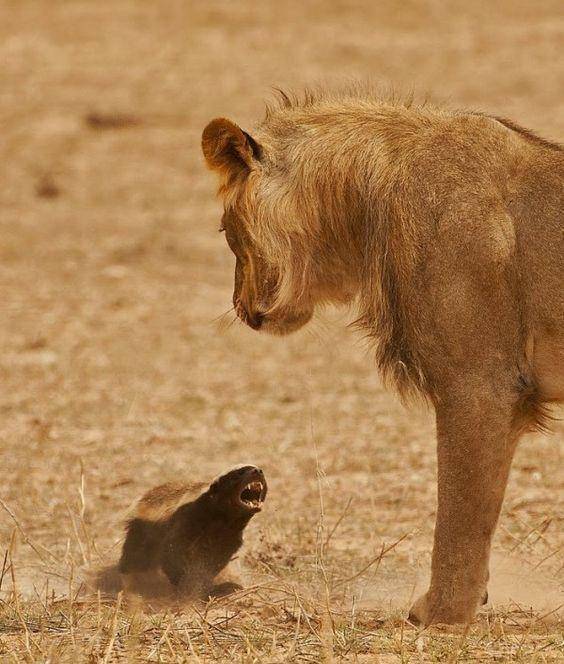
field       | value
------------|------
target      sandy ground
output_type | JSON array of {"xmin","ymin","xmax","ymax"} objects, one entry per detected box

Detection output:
[{"xmin": 0, "ymin": 1, "xmax": 562, "ymax": 661}]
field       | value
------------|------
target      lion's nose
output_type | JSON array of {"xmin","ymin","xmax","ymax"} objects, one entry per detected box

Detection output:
[{"xmin": 247, "ymin": 312, "xmax": 264, "ymax": 330}]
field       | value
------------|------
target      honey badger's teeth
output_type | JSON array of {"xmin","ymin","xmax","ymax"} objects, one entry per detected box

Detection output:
[{"xmin": 240, "ymin": 481, "xmax": 264, "ymax": 507}]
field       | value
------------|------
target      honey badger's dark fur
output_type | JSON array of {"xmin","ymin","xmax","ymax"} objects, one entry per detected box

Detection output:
[{"xmin": 93, "ymin": 466, "xmax": 267, "ymax": 602}]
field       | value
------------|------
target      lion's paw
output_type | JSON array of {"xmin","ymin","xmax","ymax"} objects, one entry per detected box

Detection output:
[{"xmin": 408, "ymin": 589, "xmax": 486, "ymax": 626}]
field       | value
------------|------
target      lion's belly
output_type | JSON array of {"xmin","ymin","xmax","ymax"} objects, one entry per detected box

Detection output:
[{"xmin": 532, "ymin": 335, "xmax": 564, "ymax": 401}]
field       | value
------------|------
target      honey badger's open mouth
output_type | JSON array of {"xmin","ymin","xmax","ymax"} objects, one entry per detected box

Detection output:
[{"xmin": 239, "ymin": 481, "xmax": 265, "ymax": 510}]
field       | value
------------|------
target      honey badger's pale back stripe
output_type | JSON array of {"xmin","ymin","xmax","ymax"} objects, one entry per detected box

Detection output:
[
  {"xmin": 134, "ymin": 482, "xmax": 207, "ymax": 522},
  {"xmin": 132, "ymin": 465, "xmax": 260, "ymax": 522}
]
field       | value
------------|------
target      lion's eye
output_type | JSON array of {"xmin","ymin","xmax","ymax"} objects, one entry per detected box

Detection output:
[{"xmin": 218, "ymin": 226, "xmax": 225, "ymax": 233}]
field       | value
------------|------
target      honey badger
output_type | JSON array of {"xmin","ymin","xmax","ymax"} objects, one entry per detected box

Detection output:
[{"xmin": 94, "ymin": 465, "xmax": 267, "ymax": 601}]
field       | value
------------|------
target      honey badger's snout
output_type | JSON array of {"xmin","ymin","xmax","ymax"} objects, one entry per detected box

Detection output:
[
  {"xmin": 210, "ymin": 464, "xmax": 267, "ymax": 513},
  {"xmin": 235, "ymin": 466, "xmax": 267, "ymax": 510}
]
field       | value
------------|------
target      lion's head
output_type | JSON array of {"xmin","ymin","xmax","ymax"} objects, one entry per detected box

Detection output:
[
  {"xmin": 201, "ymin": 115, "xmax": 359, "ymax": 335},
  {"xmin": 202, "ymin": 118, "xmax": 315, "ymax": 335}
]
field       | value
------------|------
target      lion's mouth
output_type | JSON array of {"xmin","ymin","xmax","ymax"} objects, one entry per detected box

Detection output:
[
  {"xmin": 239, "ymin": 481, "xmax": 265, "ymax": 510},
  {"xmin": 259, "ymin": 310, "xmax": 314, "ymax": 336}
]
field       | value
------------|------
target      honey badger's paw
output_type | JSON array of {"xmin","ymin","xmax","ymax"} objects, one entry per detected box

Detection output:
[
  {"xmin": 209, "ymin": 581, "xmax": 244, "ymax": 598},
  {"xmin": 408, "ymin": 589, "xmax": 488, "ymax": 626}
]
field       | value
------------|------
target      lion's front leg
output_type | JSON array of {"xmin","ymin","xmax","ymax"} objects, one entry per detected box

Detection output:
[{"xmin": 409, "ymin": 384, "xmax": 520, "ymax": 625}]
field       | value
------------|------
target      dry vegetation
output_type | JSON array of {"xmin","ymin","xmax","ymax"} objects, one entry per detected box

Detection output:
[{"xmin": 0, "ymin": 1, "xmax": 562, "ymax": 661}]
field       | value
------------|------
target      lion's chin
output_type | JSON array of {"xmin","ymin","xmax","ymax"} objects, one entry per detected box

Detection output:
[{"xmin": 258, "ymin": 310, "xmax": 313, "ymax": 336}]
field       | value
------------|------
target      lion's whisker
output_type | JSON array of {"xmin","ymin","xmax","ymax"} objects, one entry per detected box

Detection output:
[
  {"xmin": 214, "ymin": 309, "xmax": 241, "ymax": 334},
  {"xmin": 225, "ymin": 315, "xmax": 239, "ymax": 331},
  {"xmin": 211, "ymin": 307, "xmax": 235, "ymax": 325}
]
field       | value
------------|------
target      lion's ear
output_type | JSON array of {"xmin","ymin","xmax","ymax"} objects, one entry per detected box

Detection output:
[{"xmin": 202, "ymin": 118, "xmax": 262, "ymax": 178}]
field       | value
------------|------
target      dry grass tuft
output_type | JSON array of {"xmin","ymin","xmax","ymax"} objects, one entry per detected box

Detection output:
[{"xmin": 1, "ymin": 477, "xmax": 563, "ymax": 661}]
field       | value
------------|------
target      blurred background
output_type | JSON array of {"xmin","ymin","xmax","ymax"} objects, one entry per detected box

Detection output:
[{"xmin": 0, "ymin": 0, "xmax": 562, "ymax": 639}]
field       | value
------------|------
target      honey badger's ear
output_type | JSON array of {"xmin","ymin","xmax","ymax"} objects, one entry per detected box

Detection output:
[{"xmin": 202, "ymin": 118, "xmax": 262, "ymax": 177}]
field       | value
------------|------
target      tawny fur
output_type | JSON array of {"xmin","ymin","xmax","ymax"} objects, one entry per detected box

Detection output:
[
  {"xmin": 202, "ymin": 86, "xmax": 561, "ymax": 425},
  {"xmin": 202, "ymin": 85, "xmax": 563, "ymax": 625}
]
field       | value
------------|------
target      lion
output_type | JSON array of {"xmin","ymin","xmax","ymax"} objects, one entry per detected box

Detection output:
[{"xmin": 201, "ymin": 87, "xmax": 563, "ymax": 625}]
